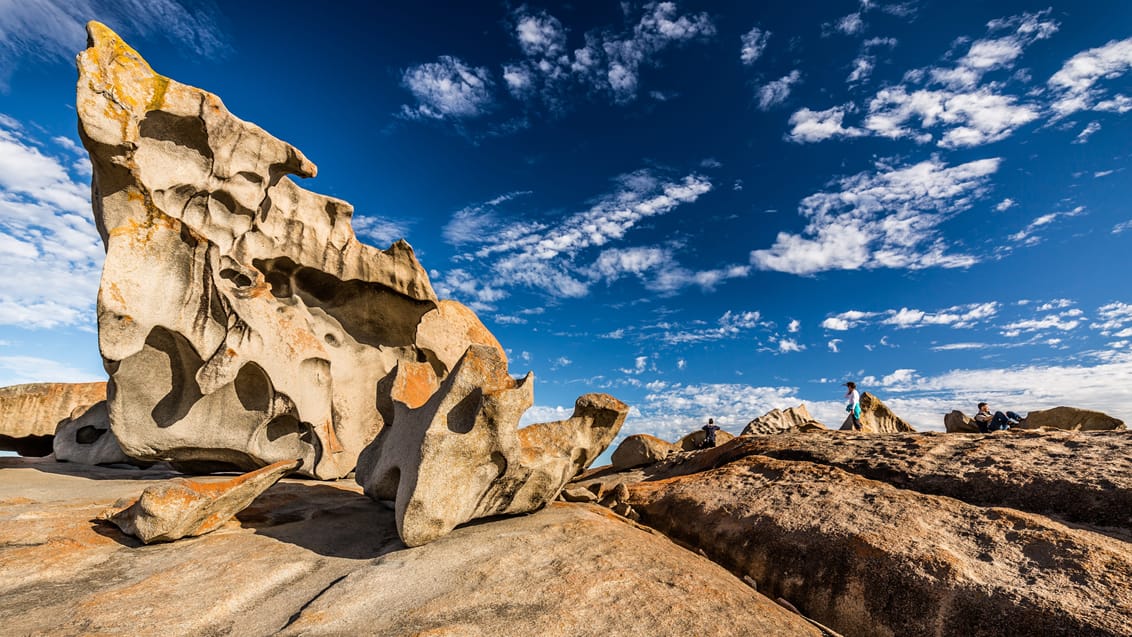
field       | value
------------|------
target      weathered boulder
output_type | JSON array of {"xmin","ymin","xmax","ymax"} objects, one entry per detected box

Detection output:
[
  {"xmin": 76, "ymin": 23, "xmax": 506, "ymax": 478},
  {"xmin": 1020, "ymin": 406, "xmax": 1125, "ymax": 431},
  {"xmin": 356, "ymin": 345, "xmax": 628, "ymax": 546},
  {"xmin": 839, "ymin": 391, "xmax": 915, "ymax": 432},
  {"xmin": 100, "ymin": 459, "xmax": 300, "ymax": 543},
  {"xmin": 608, "ymin": 441, "xmax": 1132, "ymax": 636},
  {"xmin": 53, "ymin": 401, "xmax": 135, "ymax": 465},
  {"xmin": 944, "ymin": 409, "xmax": 979, "ymax": 433},
  {"xmin": 742, "ymin": 404, "xmax": 826, "ymax": 435},
  {"xmin": 0, "ymin": 457, "xmax": 819, "ymax": 636},
  {"xmin": 0, "ymin": 382, "xmax": 106, "ymax": 455},
  {"xmin": 676, "ymin": 427, "xmax": 735, "ymax": 451},
  {"xmin": 610, "ymin": 433, "xmax": 678, "ymax": 469}
]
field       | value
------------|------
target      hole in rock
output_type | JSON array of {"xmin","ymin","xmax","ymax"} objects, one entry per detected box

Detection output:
[
  {"xmin": 265, "ymin": 415, "xmax": 301, "ymax": 442},
  {"xmin": 75, "ymin": 425, "xmax": 107, "ymax": 445},
  {"xmin": 447, "ymin": 389, "xmax": 482, "ymax": 434},
  {"xmin": 219, "ymin": 268, "xmax": 253, "ymax": 288},
  {"xmin": 234, "ymin": 362, "xmax": 272, "ymax": 413}
]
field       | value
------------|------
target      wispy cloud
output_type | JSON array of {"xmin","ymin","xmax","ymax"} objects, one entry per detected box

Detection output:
[
  {"xmin": 0, "ymin": 355, "xmax": 104, "ymax": 386},
  {"xmin": 757, "ymin": 70, "xmax": 801, "ymax": 110},
  {"xmin": 438, "ymin": 169, "xmax": 713, "ymax": 305},
  {"xmin": 740, "ymin": 26, "xmax": 770, "ymax": 65},
  {"xmin": 351, "ymin": 215, "xmax": 412, "ymax": 247},
  {"xmin": 1048, "ymin": 37, "xmax": 1132, "ymax": 118},
  {"xmin": 400, "ymin": 56, "xmax": 496, "ymax": 120},
  {"xmin": 1008, "ymin": 205, "xmax": 1085, "ymax": 245},
  {"xmin": 0, "ymin": 0, "xmax": 229, "ymax": 90},
  {"xmin": 660, "ymin": 310, "xmax": 763, "ymax": 345},
  {"xmin": 0, "ymin": 119, "xmax": 102, "ymax": 328},
  {"xmin": 751, "ymin": 156, "xmax": 998, "ymax": 275}
]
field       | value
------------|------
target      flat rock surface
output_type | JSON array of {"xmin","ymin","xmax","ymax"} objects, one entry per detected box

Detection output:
[{"xmin": 0, "ymin": 457, "xmax": 818, "ymax": 636}]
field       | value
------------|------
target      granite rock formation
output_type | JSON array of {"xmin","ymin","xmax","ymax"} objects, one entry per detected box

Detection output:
[
  {"xmin": 101, "ymin": 459, "xmax": 300, "ymax": 543},
  {"xmin": 742, "ymin": 404, "xmax": 826, "ymax": 435},
  {"xmin": 355, "ymin": 346, "xmax": 629, "ymax": 547},
  {"xmin": 77, "ymin": 23, "xmax": 511, "ymax": 479},
  {"xmin": 839, "ymin": 391, "xmax": 915, "ymax": 432},
  {"xmin": 610, "ymin": 433, "xmax": 679, "ymax": 469},
  {"xmin": 576, "ymin": 430, "xmax": 1132, "ymax": 636},
  {"xmin": 0, "ymin": 457, "xmax": 818, "ymax": 636},
  {"xmin": 0, "ymin": 382, "xmax": 106, "ymax": 455},
  {"xmin": 1017, "ymin": 405, "xmax": 1125, "ymax": 431}
]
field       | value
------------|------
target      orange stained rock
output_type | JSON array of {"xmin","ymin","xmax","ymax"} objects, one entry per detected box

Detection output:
[{"xmin": 390, "ymin": 360, "xmax": 439, "ymax": 409}]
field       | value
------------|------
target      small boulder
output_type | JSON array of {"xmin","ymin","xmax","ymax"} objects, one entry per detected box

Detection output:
[
  {"xmin": 677, "ymin": 428, "xmax": 736, "ymax": 451},
  {"xmin": 611, "ymin": 433, "xmax": 678, "ymax": 469},
  {"xmin": 100, "ymin": 459, "xmax": 300, "ymax": 543},
  {"xmin": 1019, "ymin": 406, "xmax": 1125, "ymax": 431},
  {"xmin": 742, "ymin": 405, "xmax": 827, "ymax": 435},
  {"xmin": 839, "ymin": 392, "xmax": 915, "ymax": 433},
  {"xmin": 944, "ymin": 410, "xmax": 979, "ymax": 433}
]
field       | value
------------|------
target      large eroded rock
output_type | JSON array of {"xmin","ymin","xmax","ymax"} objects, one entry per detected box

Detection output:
[
  {"xmin": 0, "ymin": 457, "xmax": 818, "ymax": 636},
  {"xmin": 53, "ymin": 401, "xmax": 135, "ymax": 466},
  {"xmin": 839, "ymin": 391, "xmax": 915, "ymax": 433},
  {"xmin": 356, "ymin": 345, "xmax": 629, "ymax": 547},
  {"xmin": 0, "ymin": 382, "xmax": 106, "ymax": 455},
  {"xmin": 1019, "ymin": 405, "xmax": 1125, "ymax": 431},
  {"xmin": 742, "ymin": 404, "xmax": 826, "ymax": 435},
  {"xmin": 610, "ymin": 433, "xmax": 679, "ymax": 469},
  {"xmin": 76, "ymin": 23, "xmax": 506, "ymax": 478}
]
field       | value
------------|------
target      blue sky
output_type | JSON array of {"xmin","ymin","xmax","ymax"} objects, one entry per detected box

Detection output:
[{"xmin": 1, "ymin": 1, "xmax": 1131, "ymax": 450}]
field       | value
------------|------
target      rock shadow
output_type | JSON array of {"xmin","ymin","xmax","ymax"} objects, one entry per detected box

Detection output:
[{"xmin": 237, "ymin": 481, "xmax": 405, "ymax": 560}]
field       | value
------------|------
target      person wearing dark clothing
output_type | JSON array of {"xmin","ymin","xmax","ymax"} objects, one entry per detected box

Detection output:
[
  {"xmin": 973, "ymin": 402, "xmax": 1022, "ymax": 432},
  {"xmin": 700, "ymin": 418, "xmax": 721, "ymax": 449}
]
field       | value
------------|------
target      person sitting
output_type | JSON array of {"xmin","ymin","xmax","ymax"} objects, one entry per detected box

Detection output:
[
  {"xmin": 973, "ymin": 402, "xmax": 1022, "ymax": 433},
  {"xmin": 700, "ymin": 418, "xmax": 721, "ymax": 449}
]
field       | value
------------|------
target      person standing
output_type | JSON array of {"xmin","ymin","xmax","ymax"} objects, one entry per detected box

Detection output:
[
  {"xmin": 700, "ymin": 418, "xmax": 721, "ymax": 449},
  {"xmin": 845, "ymin": 382, "xmax": 862, "ymax": 431}
]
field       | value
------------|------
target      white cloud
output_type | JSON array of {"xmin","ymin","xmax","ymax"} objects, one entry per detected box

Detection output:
[
  {"xmin": 995, "ymin": 198, "xmax": 1016, "ymax": 212},
  {"xmin": 1092, "ymin": 302, "xmax": 1132, "ymax": 336},
  {"xmin": 786, "ymin": 105, "xmax": 865, "ymax": 143},
  {"xmin": 0, "ymin": 121, "xmax": 103, "ymax": 329},
  {"xmin": 751, "ymin": 156, "xmax": 998, "ymax": 275},
  {"xmin": 881, "ymin": 302, "xmax": 1000, "ymax": 329},
  {"xmin": 515, "ymin": 10, "xmax": 567, "ymax": 58},
  {"xmin": 0, "ymin": 355, "xmax": 104, "ymax": 386},
  {"xmin": 676, "ymin": 358, "xmax": 686, "ymax": 370},
  {"xmin": 662, "ymin": 310, "xmax": 763, "ymax": 345},
  {"xmin": 442, "ymin": 191, "xmax": 534, "ymax": 246},
  {"xmin": 400, "ymin": 56, "xmax": 495, "ymax": 120},
  {"xmin": 827, "ymin": 338, "xmax": 842, "ymax": 352},
  {"xmin": 788, "ymin": 319, "xmax": 800, "ymax": 333},
  {"xmin": 1001, "ymin": 311, "xmax": 1082, "ymax": 337},
  {"xmin": 0, "ymin": 0, "xmax": 229, "ymax": 89},
  {"xmin": 822, "ymin": 310, "xmax": 878, "ymax": 331},
  {"xmin": 757, "ymin": 70, "xmax": 801, "ymax": 110},
  {"xmin": 835, "ymin": 13, "xmax": 865, "ymax": 36},
  {"xmin": 454, "ymin": 170, "xmax": 712, "ymax": 299},
  {"xmin": 777, "ymin": 337, "xmax": 804, "ymax": 353},
  {"xmin": 740, "ymin": 26, "xmax": 770, "ymax": 65},
  {"xmin": 622, "ymin": 381, "xmax": 807, "ymax": 441},
  {"xmin": 930, "ymin": 342, "xmax": 988, "ymax": 351},
  {"xmin": 1048, "ymin": 37, "xmax": 1132, "ymax": 118},
  {"xmin": 431, "ymin": 267, "xmax": 509, "ymax": 312},
  {"xmin": 1113, "ymin": 220, "xmax": 1132, "ymax": 235},
  {"xmin": 1073, "ymin": 121, "xmax": 1101, "ymax": 143},
  {"xmin": 863, "ymin": 86, "xmax": 1040, "ymax": 148},
  {"xmin": 351, "ymin": 215, "xmax": 411, "ymax": 247},
  {"xmin": 1008, "ymin": 205, "xmax": 1085, "ymax": 245}
]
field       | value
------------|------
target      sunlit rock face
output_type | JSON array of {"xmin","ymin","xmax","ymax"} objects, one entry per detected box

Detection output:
[
  {"xmin": 356, "ymin": 345, "xmax": 630, "ymax": 547},
  {"xmin": 76, "ymin": 22, "xmax": 503, "ymax": 478}
]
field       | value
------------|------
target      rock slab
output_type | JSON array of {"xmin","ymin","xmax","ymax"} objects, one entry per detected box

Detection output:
[
  {"xmin": 101, "ymin": 458, "xmax": 301, "ymax": 543},
  {"xmin": 0, "ymin": 382, "xmax": 106, "ymax": 455}
]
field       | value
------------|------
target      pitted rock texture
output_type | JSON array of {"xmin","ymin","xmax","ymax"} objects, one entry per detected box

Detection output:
[
  {"xmin": 356, "ymin": 345, "xmax": 628, "ymax": 547},
  {"xmin": 0, "ymin": 382, "xmax": 106, "ymax": 455},
  {"xmin": 611, "ymin": 433, "xmax": 678, "ymax": 469},
  {"xmin": 575, "ymin": 430, "xmax": 1132, "ymax": 636},
  {"xmin": 101, "ymin": 459, "xmax": 300, "ymax": 543},
  {"xmin": 0, "ymin": 457, "xmax": 817, "ymax": 636},
  {"xmin": 742, "ymin": 404, "xmax": 827, "ymax": 435},
  {"xmin": 839, "ymin": 391, "xmax": 915, "ymax": 433},
  {"xmin": 76, "ymin": 23, "xmax": 505, "ymax": 478}
]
